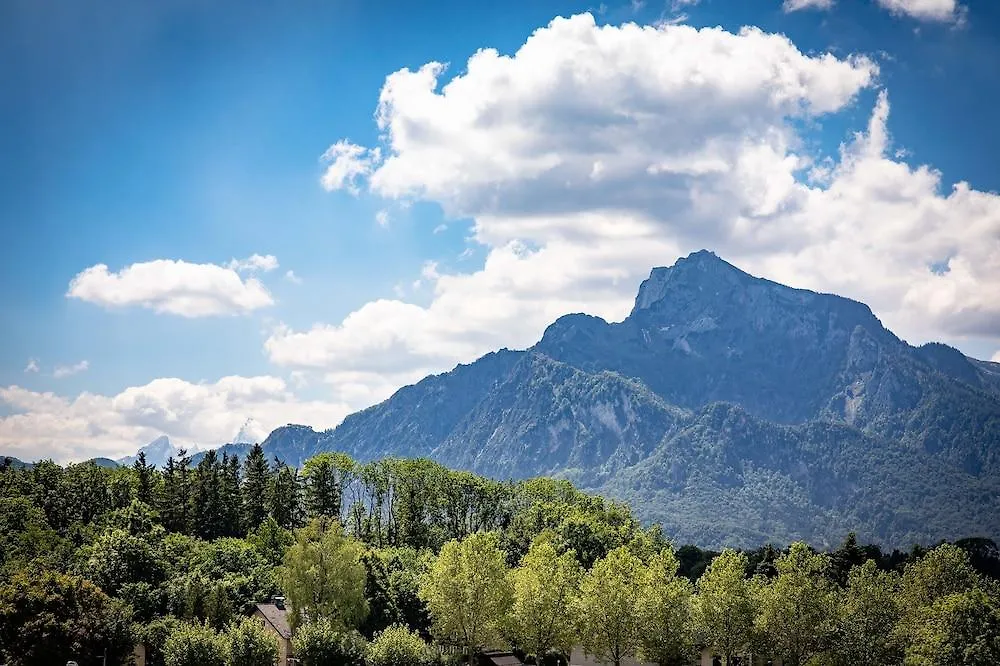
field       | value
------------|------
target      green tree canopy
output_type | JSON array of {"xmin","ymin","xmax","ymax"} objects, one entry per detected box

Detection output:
[
  {"xmin": 294, "ymin": 620, "xmax": 368, "ymax": 666},
  {"xmin": 0, "ymin": 569, "xmax": 134, "ymax": 666},
  {"xmin": 224, "ymin": 616, "xmax": 278, "ymax": 666},
  {"xmin": 509, "ymin": 537, "xmax": 583, "ymax": 662},
  {"xmin": 367, "ymin": 623, "xmax": 433, "ymax": 666},
  {"xmin": 756, "ymin": 542, "xmax": 839, "ymax": 666},
  {"xmin": 162, "ymin": 622, "xmax": 226, "ymax": 666},
  {"xmin": 905, "ymin": 587, "xmax": 1000, "ymax": 666},
  {"xmin": 692, "ymin": 549, "xmax": 758, "ymax": 665},
  {"xmin": 419, "ymin": 531, "xmax": 513, "ymax": 662},
  {"xmin": 574, "ymin": 546, "xmax": 646, "ymax": 666},
  {"xmin": 637, "ymin": 548, "xmax": 695, "ymax": 666},
  {"xmin": 282, "ymin": 518, "xmax": 369, "ymax": 631},
  {"xmin": 831, "ymin": 559, "xmax": 903, "ymax": 665}
]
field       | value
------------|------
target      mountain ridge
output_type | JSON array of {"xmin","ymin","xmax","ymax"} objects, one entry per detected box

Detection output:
[{"xmin": 211, "ymin": 251, "xmax": 1000, "ymax": 547}]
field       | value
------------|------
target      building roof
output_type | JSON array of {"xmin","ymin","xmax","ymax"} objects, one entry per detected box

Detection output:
[
  {"xmin": 254, "ymin": 603, "xmax": 292, "ymax": 639},
  {"xmin": 480, "ymin": 650, "xmax": 524, "ymax": 666}
]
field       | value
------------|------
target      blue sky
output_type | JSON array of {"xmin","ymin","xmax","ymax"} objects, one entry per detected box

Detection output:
[{"xmin": 2, "ymin": 0, "xmax": 999, "ymax": 461}]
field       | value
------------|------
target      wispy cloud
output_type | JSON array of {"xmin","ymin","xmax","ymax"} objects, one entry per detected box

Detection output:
[
  {"xmin": 227, "ymin": 254, "xmax": 279, "ymax": 273},
  {"xmin": 285, "ymin": 270, "xmax": 303, "ymax": 285},
  {"xmin": 24, "ymin": 358, "xmax": 39, "ymax": 374},
  {"xmin": 783, "ymin": 0, "xmax": 834, "ymax": 12},
  {"xmin": 53, "ymin": 360, "xmax": 89, "ymax": 379}
]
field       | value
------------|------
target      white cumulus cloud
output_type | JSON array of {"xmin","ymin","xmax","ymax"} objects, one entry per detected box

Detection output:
[
  {"xmin": 263, "ymin": 12, "xmax": 1000, "ymax": 419},
  {"xmin": 53, "ymin": 360, "xmax": 89, "ymax": 379},
  {"xmin": 320, "ymin": 140, "xmax": 381, "ymax": 194},
  {"xmin": 874, "ymin": 0, "xmax": 965, "ymax": 22},
  {"xmin": 67, "ymin": 258, "xmax": 275, "ymax": 317},
  {"xmin": 0, "ymin": 375, "xmax": 348, "ymax": 463}
]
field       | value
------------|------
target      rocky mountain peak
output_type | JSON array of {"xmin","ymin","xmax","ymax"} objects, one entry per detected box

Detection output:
[{"xmin": 631, "ymin": 250, "xmax": 753, "ymax": 313}]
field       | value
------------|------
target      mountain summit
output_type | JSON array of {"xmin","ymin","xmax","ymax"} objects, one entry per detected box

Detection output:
[{"xmin": 259, "ymin": 251, "xmax": 1000, "ymax": 548}]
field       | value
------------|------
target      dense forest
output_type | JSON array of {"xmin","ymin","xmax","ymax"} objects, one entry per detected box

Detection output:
[{"xmin": 1, "ymin": 447, "xmax": 999, "ymax": 666}]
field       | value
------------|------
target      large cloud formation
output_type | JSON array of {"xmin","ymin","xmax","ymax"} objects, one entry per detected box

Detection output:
[
  {"xmin": 0, "ymin": 376, "xmax": 348, "ymax": 463},
  {"xmin": 8, "ymin": 13, "xmax": 999, "ymax": 461},
  {"xmin": 275, "ymin": 14, "xmax": 1000, "ymax": 397}
]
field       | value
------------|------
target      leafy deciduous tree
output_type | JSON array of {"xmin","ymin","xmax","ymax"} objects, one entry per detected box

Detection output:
[
  {"xmin": 637, "ymin": 548, "xmax": 695, "ymax": 666},
  {"xmin": 692, "ymin": 549, "xmax": 758, "ymax": 665},
  {"xmin": 420, "ymin": 532, "xmax": 513, "ymax": 664},
  {"xmin": 575, "ymin": 546, "xmax": 646, "ymax": 666},
  {"xmin": 162, "ymin": 621, "xmax": 226, "ymax": 666},
  {"xmin": 283, "ymin": 519, "xmax": 369, "ymax": 631},
  {"xmin": 367, "ymin": 623, "xmax": 433, "ymax": 666},
  {"xmin": 224, "ymin": 616, "xmax": 279, "ymax": 666},
  {"xmin": 509, "ymin": 538, "xmax": 582, "ymax": 662},
  {"xmin": 756, "ymin": 542, "xmax": 839, "ymax": 666}
]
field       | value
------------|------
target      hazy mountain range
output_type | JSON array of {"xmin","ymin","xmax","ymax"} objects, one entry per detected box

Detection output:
[{"xmin": 79, "ymin": 252, "xmax": 1000, "ymax": 548}]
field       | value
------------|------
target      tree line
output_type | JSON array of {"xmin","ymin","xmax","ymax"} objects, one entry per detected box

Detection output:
[{"xmin": 1, "ymin": 449, "xmax": 999, "ymax": 666}]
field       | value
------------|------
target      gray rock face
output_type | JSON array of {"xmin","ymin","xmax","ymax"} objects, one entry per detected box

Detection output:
[
  {"xmin": 261, "ymin": 251, "xmax": 1000, "ymax": 548},
  {"xmin": 117, "ymin": 435, "xmax": 177, "ymax": 469}
]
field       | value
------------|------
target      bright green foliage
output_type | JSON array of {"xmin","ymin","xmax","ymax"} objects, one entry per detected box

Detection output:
[
  {"xmin": 162, "ymin": 621, "xmax": 227, "ymax": 666},
  {"xmin": 692, "ymin": 549, "xmax": 758, "ymax": 665},
  {"xmin": 247, "ymin": 514, "xmax": 294, "ymax": 566},
  {"xmin": 283, "ymin": 519, "xmax": 369, "ymax": 631},
  {"xmin": 830, "ymin": 559, "xmax": 903, "ymax": 665},
  {"xmin": 0, "ymin": 569, "xmax": 135, "ymax": 666},
  {"xmin": 420, "ymin": 531, "xmax": 513, "ymax": 659},
  {"xmin": 900, "ymin": 543, "xmax": 981, "ymax": 609},
  {"xmin": 509, "ymin": 538, "xmax": 583, "ymax": 661},
  {"xmin": 574, "ymin": 546, "xmax": 646, "ymax": 666},
  {"xmin": 905, "ymin": 588, "xmax": 1000, "ymax": 665},
  {"xmin": 367, "ymin": 623, "xmax": 433, "ymax": 666},
  {"xmin": 897, "ymin": 543, "xmax": 982, "ymax": 652},
  {"xmin": 294, "ymin": 620, "xmax": 368, "ymax": 666},
  {"xmin": 637, "ymin": 548, "xmax": 695, "ymax": 666},
  {"xmin": 79, "ymin": 527, "xmax": 167, "ymax": 595},
  {"xmin": 224, "ymin": 616, "xmax": 278, "ymax": 666},
  {"xmin": 757, "ymin": 542, "xmax": 839, "ymax": 666}
]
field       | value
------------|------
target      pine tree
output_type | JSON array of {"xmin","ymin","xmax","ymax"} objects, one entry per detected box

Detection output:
[
  {"xmin": 269, "ymin": 460, "xmax": 305, "ymax": 530},
  {"xmin": 241, "ymin": 443, "xmax": 269, "ymax": 532},
  {"xmin": 159, "ymin": 451, "xmax": 193, "ymax": 534},
  {"xmin": 219, "ymin": 453, "xmax": 242, "ymax": 537},
  {"xmin": 133, "ymin": 452, "xmax": 155, "ymax": 506},
  {"xmin": 189, "ymin": 451, "xmax": 225, "ymax": 539},
  {"xmin": 302, "ymin": 453, "xmax": 343, "ymax": 520}
]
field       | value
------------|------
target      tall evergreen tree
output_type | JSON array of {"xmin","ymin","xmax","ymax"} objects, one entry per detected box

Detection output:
[
  {"xmin": 269, "ymin": 460, "xmax": 305, "ymax": 530},
  {"xmin": 159, "ymin": 451, "xmax": 192, "ymax": 534},
  {"xmin": 218, "ymin": 453, "xmax": 242, "ymax": 537},
  {"xmin": 303, "ymin": 453, "xmax": 344, "ymax": 520},
  {"xmin": 241, "ymin": 443, "xmax": 270, "ymax": 532},
  {"xmin": 133, "ymin": 452, "xmax": 156, "ymax": 506},
  {"xmin": 189, "ymin": 451, "xmax": 225, "ymax": 540}
]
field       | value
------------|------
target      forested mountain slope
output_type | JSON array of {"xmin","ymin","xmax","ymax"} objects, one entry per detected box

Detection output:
[{"xmin": 257, "ymin": 251, "xmax": 1000, "ymax": 548}]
